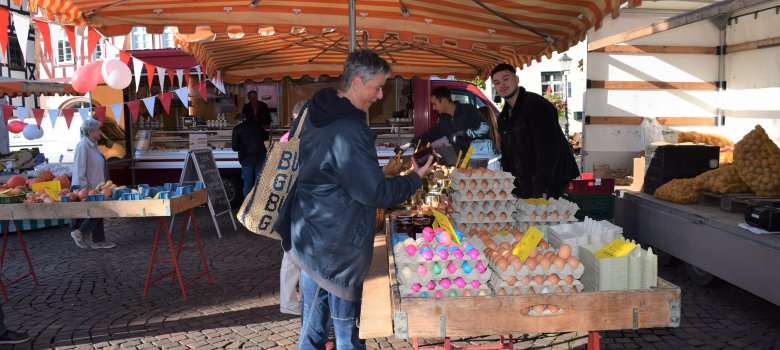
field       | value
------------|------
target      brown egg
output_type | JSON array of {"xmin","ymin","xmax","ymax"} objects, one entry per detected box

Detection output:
[
  {"xmin": 520, "ymin": 276, "xmax": 531, "ymax": 286},
  {"xmin": 550, "ymin": 211, "xmax": 560, "ymax": 220},
  {"xmin": 473, "ymin": 168, "xmax": 485, "ymax": 177},
  {"xmin": 477, "ymin": 212, "xmax": 485, "ymax": 220},
  {"xmin": 505, "ymin": 276, "xmax": 517, "ymax": 286},
  {"xmin": 466, "ymin": 212, "xmax": 474, "ymax": 221},
  {"xmin": 499, "ymin": 242, "xmax": 510, "ymax": 250},
  {"xmin": 484, "ymin": 169, "xmax": 495, "ymax": 177},
  {"xmin": 479, "ymin": 230, "xmax": 489, "ymax": 237},
  {"xmin": 511, "ymin": 259, "xmax": 523, "ymax": 271},
  {"xmin": 466, "ymin": 192, "xmax": 474, "ymax": 199},
  {"xmin": 488, "ymin": 212, "xmax": 496, "ymax": 220},
  {"xmin": 544, "ymin": 251, "xmax": 555, "ymax": 259},
  {"xmin": 541, "ymin": 212, "xmax": 548, "ymax": 220},
  {"xmin": 538, "ymin": 240, "xmax": 550, "ymax": 250},
  {"xmin": 553, "ymin": 257, "xmax": 566, "ymax": 271},
  {"xmin": 499, "ymin": 190, "xmax": 508, "ymax": 199},
  {"xmin": 501, "ymin": 249, "xmax": 513, "ymax": 258},
  {"xmin": 458, "ymin": 180, "xmax": 466, "ymax": 189},
  {"xmin": 520, "ymin": 307, "xmax": 530, "ymax": 315},
  {"xmin": 478, "ymin": 191, "xmax": 486, "ymax": 199},
  {"xmin": 512, "ymin": 287, "xmax": 523, "ymax": 295},
  {"xmin": 563, "ymin": 275, "xmax": 575, "ymax": 285},
  {"xmin": 533, "ymin": 275, "xmax": 545, "ymax": 285},
  {"xmin": 499, "ymin": 212, "xmax": 508, "ymax": 220},
  {"xmin": 484, "ymin": 248, "xmax": 495, "ymax": 257},
  {"xmin": 487, "ymin": 241, "xmax": 498, "ymax": 250},
  {"xmin": 493, "ymin": 180, "xmax": 501, "ymax": 188},
  {"xmin": 497, "ymin": 288, "xmax": 507, "ymax": 296},
  {"xmin": 504, "ymin": 179, "xmax": 512, "ymax": 187},
  {"xmin": 511, "ymin": 230, "xmax": 523, "ymax": 240},
  {"xmin": 556, "ymin": 286, "xmax": 565, "ymax": 294},
  {"xmin": 521, "ymin": 222, "xmax": 530, "ymax": 232},
  {"xmin": 487, "ymin": 191, "xmax": 496, "ymax": 199},
  {"xmin": 481, "ymin": 180, "xmax": 490, "ymax": 189},
  {"xmin": 532, "ymin": 305, "xmax": 545, "ymax": 315},
  {"xmin": 528, "ymin": 248, "xmax": 538, "ymax": 258},
  {"xmin": 525, "ymin": 257, "xmax": 538, "ymax": 271},
  {"xmin": 548, "ymin": 305, "xmax": 560, "ymax": 314},
  {"xmin": 563, "ymin": 211, "xmax": 570, "ymax": 219},
  {"xmin": 470, "ymin": 180, "xmax": 478, "ymax": 189},
  {"xmin": 547, "ymin": 274, "xmax": 560, "ymax": 284},
  {"xmin": 529, "ymin": 213, "xmax": 537, "ymax": 220},
  {"xmin": 526, "ymin": 287, "xmax": 536, "ymax": 295},
  {"xmin": 538, "ymin": 257, "xmax": 552, "ymax": 271},
  {"xmin": 463, "ymin": 168, "xmax": 473, "ymax": 177},
  {"xmin": 570, "ymin": 286, "xmax": 579, "ymax": 293},
  {"xmin": 497, "ymin": 259, "xmax": 509, "ymax": 272},
  {"xmin": 566, "ymin": 256, "xmax": 580, "ymax": 269},
  {"xmin": 469, "ymin": 229, "xmax": 479, "ymax": 237},
  {"xmin": 557, "ymin": 244, "xmax": 572, "ymax": 260}
]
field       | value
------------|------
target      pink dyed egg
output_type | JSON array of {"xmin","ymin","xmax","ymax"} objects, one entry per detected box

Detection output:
[
  {"xmin": 434, "ymin": 291, "xmax": 444, "ymax": 299},
  {"xmin": 434, "ymin": 227, "xmax": 445, "ymax": 235},
  {"xmin": 438, "ymin": 232, "xmax": 451, "ymax": 245},
  {"xmin": 470, "ymin": 280, "xmax": 481, "ymax": 289},
  {"xmin": 421, "ymin": 250, "xmax": 434, "ymax": 261},
  {"xmin": 463, "ymin": 290, "xmax": 473, "ymax": 297},
  {"xmin": 417, "ymin": 264, "xmax": 427, "ymax": 277},
  {"xmin": 476, "ymin": 261, "xmax": 487, "ymax": 273},
  {"xmin": 411, "ymin": 283, "xmax": 422, "ymax": 293},
  {"xmin": 467, "ymin": 249, "xmax": 480, "ymax": 260},
  {"xmin": 405, "ymin": 245, "xmax": 417, "ymax": 256},
  {"xmin": 454, "ymin": 277, "xmax": 467, "ymax": 289},
  {"xmin": 440, "ymin": 278, "xmax": 452, "ymax": 289},
  {"xmin": 446, "ymin": 261, "xmax": 458, "ymax": 274},
  {"xmin": 422, "ymin": 227, "xmax": 435, "ymax": 241},
  {"xmin": 437, "ymin": 249, "xmax": 449, "ymax": 260},
  {"xmin": 452, "ymin": 249, "xmax": 464, "ymax": 260},
  {"xmin": 426, "ymin": 280, "xmax": 436, "ymax": 291}
]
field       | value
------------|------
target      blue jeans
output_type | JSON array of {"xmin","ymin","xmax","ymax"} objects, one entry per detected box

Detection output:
[
  {"xmin": 299, "ymin": 270, "xmax": 364, "ymax": 350},
  {"xmin": 241, "ymin": 159, "xmax": 264, "ymax": 197}
]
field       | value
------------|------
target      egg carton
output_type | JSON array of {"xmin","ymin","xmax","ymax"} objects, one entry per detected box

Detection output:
[
  {"xmin": 396, "ymin": 260, "xmax": 492, "ymax": 285},
  {"xmin": 456, "ymin": 222, "xmax": 515, "ymax": 234},
  {"xmin": 398, "ymin": 279, "xmax": 491, "ymax": 296},
  {"xmin": 547, "ymin": 219, "xmax": 624, "ymax": 257},
  {"xmin": 452, "ymin": 216, "xmax": 515, "ymax": 226},
  {"xmin": 578, "ymin": 243, "xmax": 634, "ymax": 291},
  {"xmin": 488, "ymin": 260, "xmax": 585, "ymax": 281},
  {"xmin": 516, "ymin": 198, "xmax": 579, "ymax": 216},
  {"xmin": 450, "ymin": 170, "xmax": 515, "ymax": 181},
  {"xmin": 491, "ymin": 281, "xmax": 584, "ymax": 295},
  {"xmin": 401, "ymin": 287, "xmax": 491, "ymax": 298},
  {"xmin": 392, "ymin": 239, "xmax": 485, "ymax": 264},
  {"xmin": 513, "ymin": 211, "xmax": 578, "ymax": 223},
  {"xmin": 454, "ymin": 200, "xmax": 517, "ymax": 213},
  {"xmin": 451, "ymin": 176, "xmax": 515, "ymax": 190}
]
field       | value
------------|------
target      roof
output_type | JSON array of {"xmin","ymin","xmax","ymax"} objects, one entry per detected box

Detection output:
[{"xmin": 0, "ymin": 77, "xmax": 80, "ymax": 97}]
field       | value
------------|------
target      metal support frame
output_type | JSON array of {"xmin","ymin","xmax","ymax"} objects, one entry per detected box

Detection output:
[{"xmin": 0, "ymin": 219, "xmax": 39, "ymax": 300}]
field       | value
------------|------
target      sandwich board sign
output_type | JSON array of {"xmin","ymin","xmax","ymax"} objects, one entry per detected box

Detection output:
[{"xmin": 179, "ymin": 149, "xmax": 237, "ymax": 238}]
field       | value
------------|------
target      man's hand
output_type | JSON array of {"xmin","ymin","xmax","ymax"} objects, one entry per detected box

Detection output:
[
  {"xmin": 394, "ymin": 142, "xmax": 413, "ymax": 155},
  {"xmin": 413, "ymin": 151, "xmax": 435, "ymax": 179}
]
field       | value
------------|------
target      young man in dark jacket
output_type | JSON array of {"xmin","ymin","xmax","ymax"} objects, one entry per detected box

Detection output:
[
  {"xmin": 491, "ymin": 63, "xmax": 579, "ymax": 198},
  {"xmin": 231, "ymin": 113, "xmax": 268, "ymax": 197},
  {"xmin": 275, "ymin": 50, "xmax": 433, "ymax": 349}
]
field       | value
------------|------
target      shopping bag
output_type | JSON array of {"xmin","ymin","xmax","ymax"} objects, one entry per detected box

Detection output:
[{"xmin": 237, "ymin": 109, "xmax": 308, "ymax": 239}]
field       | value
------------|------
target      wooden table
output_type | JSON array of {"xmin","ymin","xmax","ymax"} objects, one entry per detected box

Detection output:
[
  {"xmin": 0, "ymin": 190, "xmax": 211, "ymax": 301},
  {"xmin": 360, "ymin": 217, "xmax": 682, "ymax": 350}
]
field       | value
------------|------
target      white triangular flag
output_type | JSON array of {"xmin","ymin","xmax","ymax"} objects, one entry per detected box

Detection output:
[
  {"xmin": 78, "ymin": 108, "xmax": 91, "ymax": 122},
  {"xmin": 48, "ymin": 23, "xmax": 61, "ymax": 62},
  {"xmin": 47, "ymin": 109, "xmax": 60, "ymax": 128},
  {"xmin": 133, "ymin": 57, "xmax": 144, "ymax": 93},
  {"xmin": 175, "ymin": 69, "xmax": 184, "ymax": 88},
  {"xmin": 174, "ymin": 87, "xmax": 189, "ymax": 109},
  {"xmin": 194, "ymin": 65, "xmax": 202, "ymax": 81},
  {"xmin": 210, "ymin": 71, "xmax": 225, "ymax": 94},
  {"xmin": 17, "ymin": 107, "xmax": 29, "ymax": 121},
  {"xmin": 156, "ymin": 67, "xmax": 166, "ymax": 91},
  {"xmin": 109, "ymin": 35, "xmax": 126, "ymax": 57},
  {"xmin": 142, "ymin": 96, "xmax": 156, "ymax": 116},
  {"xmin": 110, "ymin": 103, "xmax": 123, "ymax": 124},
  {"xmin": 12, "ymin": 13, "xmax": 31, "ymax": 64}
]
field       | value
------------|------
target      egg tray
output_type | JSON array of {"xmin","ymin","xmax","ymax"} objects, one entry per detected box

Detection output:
[
  {"xmin": 395, "ymin": 261, "xmax": 493, "ymax": 285},
  {"xmin": 578, "ymin": 243, "xmax": 658, "ymax": 291},
  {"xmin": 400, "ymin": 287, "xmax": 492, "ymax": 298},
  {"xmin": 392, "ymin": 247, "xmax": 487, "ymax": 265},
  {"xmin": 451, "ymin": 215, "xmax": 515, "ymax": 226},
  {"xmin": 512, "ymin": 211, "xmax": 578, "ymax": 224},
  {"xmin": 457, "ymin": 222, "xmax": 515, "ymax": 234},
  {"xmin": 491, "ymin": 281, "xmax": 584, "ymax": 296},
  {"xmin": 398, "ymin": 279, "xmax": 491, "ymax": 294},
  {"xmin": 517, "ymin": 197, "xmax": 579, "ymax": 212},
  {"xmin": 451, "ymin": 190, "xmax": 515, "ymax": 202},
  {"xmin": 454, "ymin": 200, "xmax": 517, "ymax": 213},
  {"xmin": 547, "ymin": 219, "xmax": 624, "ymax": 257},
  {"xmin": 488, "ymin": 261, "xmax": 585, "ymax": 281},
  {"xmin": 450, "ymin": 170, "xmax": 515, "ymax": 181},
  {"xmin": 524, "ymin": 306, "xmax": 566, "ymax": 316}
]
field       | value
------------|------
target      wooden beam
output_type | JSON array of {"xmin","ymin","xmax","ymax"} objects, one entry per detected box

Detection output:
[
  {"xmin": 589, "ymin": 44, "xmax": 717, "ymax": 54},
  {"xmin": 586, "ymin": 116, "xmax": 718, "ymax": 126},
  {"xmin": 359, "ymin": 233, "xmax": 395, "ymax": 339},
  {"xmin": 588, "ymin": 80, "xmax": 717, "ymax": 90},
  {"xmin": 588, "ymin": 0, "xmax": 775, "ymax": 51},
  {"xmin": 725, "ymin": 35, "xmax": 780, "ymax": 54}
]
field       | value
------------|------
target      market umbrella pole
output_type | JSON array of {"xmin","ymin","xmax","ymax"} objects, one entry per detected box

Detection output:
[{"xmin": 349, "ymin": 0, "xmax": 356, "ymax": 53}]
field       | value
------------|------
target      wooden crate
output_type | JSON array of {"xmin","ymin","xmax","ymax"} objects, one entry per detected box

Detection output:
[
  {"xmin": 0, "ymin": 190, "xmax": 207, "ymax": 220},
  {"xmin": 360, "ymin": 218, "xmax": 681, "ymax": 339},
  {"xmin": 698, "ymin": 191, "xmax": 780, "ymax": 213}
]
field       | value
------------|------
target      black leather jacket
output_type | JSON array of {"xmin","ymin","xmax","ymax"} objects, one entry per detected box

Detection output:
[{"xmin": 231, "ymin": 119, "xmax": 268, "ymax": 165}]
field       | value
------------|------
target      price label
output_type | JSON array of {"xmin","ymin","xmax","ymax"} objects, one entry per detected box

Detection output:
[
  {"xmin": 431, "ymin": 208, "xmax": 460, "ymax": 245},
  {"xmin": 522, "ymin": 198, "xmax": 550, "ymax": 205},
  {"xmin": 30, "ymin": 180, "xmax": 62, "ymax": 193},
  {"xmin": 460, "ymin": 145, "xmax": 474, "ymax": 169},
  {"xmin": 493, "ymin": 230, "xmax": 510, "ymax": 236},
  {"xmin": 594, "ymin": 239, "xmax": 637, "ymax": 258},
  {"xmin": 455, "ymin": 150, "xmax": 463, "ymax": 167},
  {"xmin": 512, "ymin": 226, "xmax": 544, "ymax": 262},
  {"xmin": 45, "ymin": 188, "xmax": 61, "ymax": 200}
]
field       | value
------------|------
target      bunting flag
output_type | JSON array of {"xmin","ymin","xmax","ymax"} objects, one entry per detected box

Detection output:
[
  {"xmin": 156, "ymin": 67, "xmax": 165, "ymax": 91},
  {"xmin": 167, "ymin": 69, "xmax": 175, "ymax": 88},
  {"xmin": 87, "ymin": 26, "xmax": 102, "ymax": 59},
  {"xmin": 78, "ymin": 107, "xmax": 91, "ymax": 122},
  {"xmin": 0, "ymin": 8, "xmax": 8, "ymax": 58},
  {"xmin": 196, "ymin": 81, "xmax": 208, "ymax": 102},
  {"xmin": 133, "ymin": 57, "xmax": 144, "ymax": 92},
  {"xmin": 184, "ymin": 71, "xmax": 191, "ymax": 87},
  {"xmin": 175, "ymin": 69, "xmax": 184, "ymax": 88},
  {"xmin": 126, "ymin": 100, "xmax": 141, "ymax": 121},
  {"xmin": 141, "ymin": 96, "xmax": 156, "ymax": 116},
  {"xmin": 93, "ymin": 106, "xmax": 106, "ymax": 123},
  {"xmin": 107, "ymin": 35, "xmax": 125, "ymax": 58},
  {"xmin": 158, "ymin": 92, "xmax": 172, "ymax": 114},
  {"xmin": 144, "ymin": 62, "xmax": 156, "ymax": 91},
  {"xmin": 174, "ymin": 87, "xmax": 189, "ymax": 109},
  {"xmin": 119, "ymin": 50, "xmax": 131, "ymax": 65},
  {"xmin": 12, "ymin": 13, "xmax": 30, "ymax": 63},
  {"xmin": 17, "ymin": 107, "xmax": 29, "ymax": 122},
  {"xmin": 1, "ymin": 104, "xmax": 13, "ymax": 124},
  {"xmin": 33, "ymin": 19, "xmax": 53, "ymax": 59},
  {"xmin": 61, "ymin": 108, "xmax": 75, "ymax": 129},
  {"xmin": 110, "ymin": 103, "xmax": 123, "ymax": 124},
  {"xmin": 194, "ymin": 66, "xmax": 202, "ymax": 81},
  {"xmin": 63, "ymin": 25, "xmax": 78, "ymax": 62},
  {"xmin": 32, "ymin": 108, "xmax": 45, "ymax": 127},
  {"xmin": 47, "ymin": 109, "xmax": 59, "ymax": 128}
]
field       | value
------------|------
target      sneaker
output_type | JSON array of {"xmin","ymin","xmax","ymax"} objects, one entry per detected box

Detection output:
[
  {"xmin": 70, "ymin": 230, "xmax": 89, "ymax": 249},
  {"xmin": 0, "ymin": 329, "xmax": 31, "ymax": 344},
  {"xmin": 280, "ymin": 305, "xmax": 301, "ymax": 316},
  {"xmin": 91, "ymin": 241, "xmax": 116, "ymax": 249}
]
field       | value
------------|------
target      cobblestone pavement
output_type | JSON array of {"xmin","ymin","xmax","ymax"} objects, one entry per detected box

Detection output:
[{"xmin": 0, "ymin": 208, "xmax": 778, "ymax": 349}]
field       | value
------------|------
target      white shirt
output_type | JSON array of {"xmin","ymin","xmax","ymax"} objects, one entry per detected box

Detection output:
[{"xmin": 72, "ymin": 137, "xmax": 106, "ymax": 189}]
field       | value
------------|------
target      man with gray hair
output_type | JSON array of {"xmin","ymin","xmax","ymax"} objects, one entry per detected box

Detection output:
[{"xmin": 275, "ymin": 50, "xmax": 432, "ymax": 349}]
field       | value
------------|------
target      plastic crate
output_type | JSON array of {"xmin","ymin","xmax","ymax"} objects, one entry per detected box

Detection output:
[
  {"xmin": 0, "ymin": 194, "xmax": 25, "ymax": 204},
  {"xmin": 563, "ymin": 193, "xmax": 615, "ymax": 221},
  {"xmin": 566, "ymin": 178, "xmax": 615, "ymax": 195}
]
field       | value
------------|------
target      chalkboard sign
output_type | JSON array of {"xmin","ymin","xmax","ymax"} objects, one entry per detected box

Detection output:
[{"xmin": 180, "ymin": 149, "xmax": 237, "ymax": 238}]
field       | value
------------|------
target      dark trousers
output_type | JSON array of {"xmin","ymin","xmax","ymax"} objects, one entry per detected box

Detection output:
[
  {"xmin": 0, "ymin": 304, "xmax": 6, "ymax": 335},
  {"xmin": 69, "ymin": 219, "xmax": 106, "ymax": 243}
]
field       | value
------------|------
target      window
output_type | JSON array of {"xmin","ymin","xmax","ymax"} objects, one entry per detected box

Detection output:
[
  {"xmin": 131, "ymin": 27, "xmax": 152, "ymax": 50},
  {"xmin": 92, "ymin": 40, "xmax": 104, "ymax": 60},
  {"xmin": 56, "ymin": 28, "xmax": 74, "ymax": 64},
  {"xmin": 8, "ymin": 38, "xmax": 24, "ymax": 69},
  {"xmin": 451, "ymin": 89, "xmax": 475, "ymax": 105},
  {"xmin": 160, "ymin": 27, "xmax": 176, "ymax": 49},
  {"xmin": 541, "ymin": 71, "xmax": 571, "ymax": 97}
]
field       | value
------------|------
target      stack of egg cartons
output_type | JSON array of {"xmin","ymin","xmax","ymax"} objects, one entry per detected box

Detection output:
[
  {"xmin": 393, "ymin": 227, "xmax": 492, "ymax": 298},
  {"xmin": 547, "ymin": 217, "xmax": 624, "ymax": 257},
  {"xmin": 514, "ymin": 198, "xmax": 580, "ymax": 231},
  {"xmin": 449, "ymin": 168, "xmax": 516, "ymax": 235},
  {"xmin": 578, "ymin": 241, "xmax": 658, "ymax": 291}
]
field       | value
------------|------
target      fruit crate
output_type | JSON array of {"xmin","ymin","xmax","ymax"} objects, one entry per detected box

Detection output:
[
  {"xmin": 565, "ymin": 178, "xmax": 615, "ymax": 195},
  {"xmin": 0, "ymin": 194, "xmax": 25, "ymax": 204},
  {"xmin": 562, "ymin": 193, "xmax": 615, "ymax": 221}
]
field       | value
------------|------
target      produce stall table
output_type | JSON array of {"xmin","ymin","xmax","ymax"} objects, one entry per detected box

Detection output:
[
  {"xmin": 360, "ymin": 217, "xmax": 682, "ymax": 350},
  {"xmin": 0, "ymin": 190, "xmax": 211, "ymax": 301},
  {"xmin": 615, "ymin": 190, "xmax": 780, "ymax": 306}
]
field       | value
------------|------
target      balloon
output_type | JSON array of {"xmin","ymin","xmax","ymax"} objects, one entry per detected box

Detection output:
[
  {"xmin": 7, "ymin": 120, "xmax": 27, "ymax": 134},
  {"xmin": 71, "ymin": 60, "xmax": 104, "ymax": 94},
  {"xmin": 23, "ymin": 124, "xmax": 41, "ymax": 140},
  {"xmin": 35, "ymin": 125, "xmax": 44, "ymax": 139},
  {"xmin": 101, "ymin": 58, "xmax": 132, "ymax": 90}
]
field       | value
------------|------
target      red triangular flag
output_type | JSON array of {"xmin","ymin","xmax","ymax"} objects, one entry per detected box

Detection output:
[
  {"xmin": 197, "ymin": 81, "xmax": 208, "ymax": 102},
  {"xmin": 33, "ymin": 20, "xmax": 53, "ymax": 60},
  {"xmin": 119, "ymin": 50, "xmax": 131, "ymax": 65},
  {"xmin": 2, "ymin": 104, "xmax": 13, "ymax": 124},
  {"xmin": 167, "ymin": 69, "xmax": 175, "ymax": 87},
  {"xmin": 184, "ymin": 70, "xmax": 192, "ymax": 87},
  {"xmin": 63, "ymin": 26, "xmax": 78, "ymax": 62},
  {"xmin": 32, "ymin": 108, "xmax": 45, "ymax": 127},
  {"xmin": 93, "ymin": 106, "xmax": 106, "ymax": 124},
  {"xmin": 87, "ymin": 26, "xmax": 101, "ymax": 60},
  {"xmin": 144, "ymin": 62, "xmax": 156, "ymax": 91},
  {"xmin": 158, "ymin": 92, "xmax": 172, "ymax": 114},
  {"xmin": 126, "ymin": 100, "xmax": 141, "ymax": 122},
  {"xmin": 61, "ymin": 108, "xmax": 75, "ymax": 129},
  {"xmin": 0, "ymin": 8, "xmax": 9, "ymax": 56}
]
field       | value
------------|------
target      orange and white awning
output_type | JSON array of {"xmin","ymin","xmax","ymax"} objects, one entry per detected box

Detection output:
[{"xmin": 30, "ymin": 0, "xmax": 640, "ymax": 81}]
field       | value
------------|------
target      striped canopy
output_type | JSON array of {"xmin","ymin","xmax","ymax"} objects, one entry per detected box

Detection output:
[
  {"xmin": 30, "ymin": 0, "xmax": 639, "ymax": 81},
  {"xmin": 0, "ymin": 77, "xmax": 80, "ymax": 97}
]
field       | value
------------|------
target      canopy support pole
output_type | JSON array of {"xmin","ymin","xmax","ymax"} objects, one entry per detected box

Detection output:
[{"xmin": 349, "ymin": 0, "xmax": 356, "ymax": 52}]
